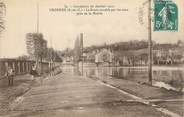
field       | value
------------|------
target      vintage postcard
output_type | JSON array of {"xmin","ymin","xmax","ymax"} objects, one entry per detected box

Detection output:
[{"xmin": 0, "ymin": 0, "xmax": 184, "ymax": 117}]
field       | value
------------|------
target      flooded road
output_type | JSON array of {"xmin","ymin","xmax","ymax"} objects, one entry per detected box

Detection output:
[
  {"xmin": 2, "ymin": 66, "xmax": 183, "ymax": 117},
  {"xmin": 62, "ymin": 65, "xmax": 184, "ymax": 92},
  {"xmin": 4, "ymin": 74, "xmax": 173, "ymax": 117}
]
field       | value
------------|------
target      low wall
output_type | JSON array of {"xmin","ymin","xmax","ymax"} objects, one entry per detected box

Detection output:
[{"xmin": 0, "ymin": 59, "xmax": 50, "ymax": 79}]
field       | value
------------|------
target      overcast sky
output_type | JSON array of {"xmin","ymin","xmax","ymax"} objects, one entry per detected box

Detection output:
[{"xmin": 0, "ymin": 0, "xmax": 184, "ymax": 58}]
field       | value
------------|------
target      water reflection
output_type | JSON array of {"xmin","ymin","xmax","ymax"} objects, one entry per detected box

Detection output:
[{"xmin": 61, "ymin": 65, "xmax": 184, "ymax": 92}]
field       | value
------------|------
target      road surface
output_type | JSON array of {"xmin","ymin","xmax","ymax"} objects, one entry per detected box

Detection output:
[{"xmin": 1, "ymin": 73, "xmax": 174, "ymax": 117}]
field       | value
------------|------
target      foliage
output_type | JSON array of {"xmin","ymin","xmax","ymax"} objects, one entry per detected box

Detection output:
[
  {"xmin": 82, "ymin": 40, "xmax": 183, "ymax": 65},
  {"xmin": 26, "ymin": 33, "xmax": 47, "ymax": 60},
  {"xmin": 0, "ymin": 1, "xmax": 5, "ymax": 34},
  {"xmin": 83, "ymin": 40, "xmax": 149, "ymax": 52},
  {"xmin": 46, "ymin": 48, "xmax": 62, "ymax": 62},
  {"xmin": 17, "ymin": 55, "xmax": 30, "ymax": 60}
]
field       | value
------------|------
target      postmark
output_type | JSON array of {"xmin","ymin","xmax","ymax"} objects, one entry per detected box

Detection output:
[{"xmin": 138, "ymin": 0, "xmax": 154, "ymax": 29}]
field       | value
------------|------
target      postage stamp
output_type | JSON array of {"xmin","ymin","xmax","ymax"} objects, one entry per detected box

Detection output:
[{"xmin": 154, "ymin": 0, "xmax": 178, "ymax": 31}]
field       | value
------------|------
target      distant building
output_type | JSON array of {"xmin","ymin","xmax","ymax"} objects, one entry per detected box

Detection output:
[
  {"xmin": 95, "ymin": 48, "xmax": 114, "ymax": 65},
  {"xmin": 62, "ymin": 56, "xmax": 74, "ymax": 65},
  {"xmin": 153, "ymin": 47, "xmax": 184, "ymax": 64},
  {"xmin": 177, "ymin": 40, "xmax": 184, "ymax": 47}
]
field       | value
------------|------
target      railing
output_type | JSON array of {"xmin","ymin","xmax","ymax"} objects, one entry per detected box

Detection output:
[{"xmin": 0, "ymin": 59, "xmax": 51, "ymax": 79}]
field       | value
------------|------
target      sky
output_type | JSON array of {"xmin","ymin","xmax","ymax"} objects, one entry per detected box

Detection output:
[{"xmin": 0, "ymin": 0, "xmax": 184, "ymax": 58}]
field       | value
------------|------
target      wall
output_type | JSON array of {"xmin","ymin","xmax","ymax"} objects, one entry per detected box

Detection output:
[{"xmin": 0, "ymin": 59, "xmax": 50, "ymax": 78}]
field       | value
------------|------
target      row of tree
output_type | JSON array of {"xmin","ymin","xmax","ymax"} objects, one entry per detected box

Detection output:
[
  {"xmin": 83, "ymin": 40, "xmax": 183, "ymax": 53},
  {"xmin": 71, "ymin": 39, "xmax": 183, "ymax": 66},
  {"xmin": 25, "ymin": 33, "xmax": 62, "ymax": 62},
  {"xmin": 83, "ymin": 40, "xmax": 150, "ymax": 53}
]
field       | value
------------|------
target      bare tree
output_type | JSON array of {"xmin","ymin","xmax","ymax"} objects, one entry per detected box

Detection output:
[{"xmin": 0, "ymin": 1, "xmax": 5, "ymax": 35}]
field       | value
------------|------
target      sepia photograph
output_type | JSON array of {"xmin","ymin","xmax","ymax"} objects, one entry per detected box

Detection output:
[{"xmin": 0, "ymin": 0, "xmax": 184, "ymax": 116}]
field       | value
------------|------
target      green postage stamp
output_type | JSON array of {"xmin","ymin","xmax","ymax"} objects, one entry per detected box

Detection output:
[{"xmin": 154, "ymin": 0, "xmax": 178, "ymax": 31}]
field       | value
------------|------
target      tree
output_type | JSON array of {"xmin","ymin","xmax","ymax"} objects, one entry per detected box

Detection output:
[
  {"xmin": 26, "ymin": 33, "xmax": 47, "ymax": 74},
  {"xmin": 0, "ymin": 1, "xmax": 5, "ymax": 78},
  {"xmin": 26, "ymin": 33, "xmax": 47, "ymax": 60},
  {"xmin": 46, "ymin": 48, "xmax": 54, "ymax": 61},
  {"xmin": 0, "ymin": 1, "xmax": 5, "ymax": 35},
  {"xmin": 17, "ymin": 55, "xmax": 30, "ymax": 60},
  {"xmin": 54, "ymin": 51, "xmax": 63, "ymax": 62}
]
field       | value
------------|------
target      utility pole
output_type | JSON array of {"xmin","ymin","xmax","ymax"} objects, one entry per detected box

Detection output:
[
  {"xmin": 49, "ymin": 37, "xmax": 52, "ymax": 76},
  {"xmin": 74, "ymin": 36, "xmax": 80, "ymax": 75},
  {"xmin": 36, "ymin": 3, "xmax": 43, "ymax": 75},
  {"xmin": 80, "ymin": 33, "xmax": 83, "ymax": 76},
  {"xmin": 148, "ymin": 0, "xmax": 152, "ymax": 85},
  {"xmin": 36, "ymin": 3, "xmax": 40, "ymax": 74},
  {"xmin": 37, "ymin": 3, "xmax": 39, "ymax": 33}
]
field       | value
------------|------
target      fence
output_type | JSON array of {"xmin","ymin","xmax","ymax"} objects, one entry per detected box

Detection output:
[{"xmin": 0, "ymin": 59, "xmax": 51, "ymax": 79}]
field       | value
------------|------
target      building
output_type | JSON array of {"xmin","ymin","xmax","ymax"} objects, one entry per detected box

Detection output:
[
  {"xmin": 62, "ymin": 56, "xmax": 74, "ymax": 65},
  {"xmin": 94, "ymin": 48, "xmax": 114, "ymax": 66},
  {"xmin": 153, "ymin": 47, "xmax": 184, "ymax": 64}
]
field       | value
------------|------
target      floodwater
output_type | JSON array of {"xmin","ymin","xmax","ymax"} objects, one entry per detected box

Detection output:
[{"xmin": 61, "ymin": 65, "xmax": 184, "ymax": 92}]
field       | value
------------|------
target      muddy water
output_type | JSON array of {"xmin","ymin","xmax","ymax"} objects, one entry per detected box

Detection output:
[{"xmin": 61, "ymin": 65, "xmax": 184, "ymax": 92}]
